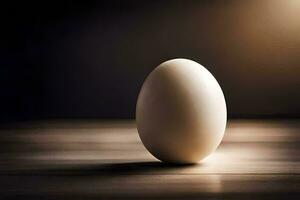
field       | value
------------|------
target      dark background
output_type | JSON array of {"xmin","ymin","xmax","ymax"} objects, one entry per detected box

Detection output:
[{"xmin": 1, "ymin": 0, "xmax": 300, "ymax": 122}]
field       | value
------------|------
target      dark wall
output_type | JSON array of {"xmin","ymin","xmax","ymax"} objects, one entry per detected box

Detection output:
[{"xmin": 1, "ymin": 0, "xmax": 300, "ymax": 121}]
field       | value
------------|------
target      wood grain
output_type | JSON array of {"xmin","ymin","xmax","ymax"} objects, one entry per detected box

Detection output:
[{"xmin": 0, "ymin": 119, "xmax": 299, "ymax": 199}]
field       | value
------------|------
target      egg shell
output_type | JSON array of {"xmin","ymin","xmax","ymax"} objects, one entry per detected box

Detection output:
[{"xmin": 136, "ymin": 58, "xmax": 227, "ymax": 164}]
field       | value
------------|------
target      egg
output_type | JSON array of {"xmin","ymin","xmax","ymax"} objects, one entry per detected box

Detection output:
[{"xmin": 136, "ymin": 58, "xmax": 227, "ymax": 164}]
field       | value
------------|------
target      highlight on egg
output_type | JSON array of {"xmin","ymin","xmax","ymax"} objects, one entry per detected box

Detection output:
[{"xmin": 136, "ymin": 58, "xmax": 227, "ymax": 164}]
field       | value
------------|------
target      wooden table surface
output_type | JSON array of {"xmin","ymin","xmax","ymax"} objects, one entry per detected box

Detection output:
[{"xmin": 0, "ymin": 119, "xmax": 299, "ymax": 199}]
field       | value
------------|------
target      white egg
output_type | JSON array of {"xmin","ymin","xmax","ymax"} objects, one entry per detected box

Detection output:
[{"xmin": 136, "ymin": 58, "xmax": 227, "ymax": 164}]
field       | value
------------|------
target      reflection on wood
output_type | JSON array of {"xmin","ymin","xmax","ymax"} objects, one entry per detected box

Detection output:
[{"xmin": 0, "ymin": 119, "xmax": 299, "ymax": 199}]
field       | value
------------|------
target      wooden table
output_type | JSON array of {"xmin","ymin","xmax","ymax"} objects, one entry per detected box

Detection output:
[{"xmin": 0, "ymin": 119, "xmax": 299, "ymax": 199}]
